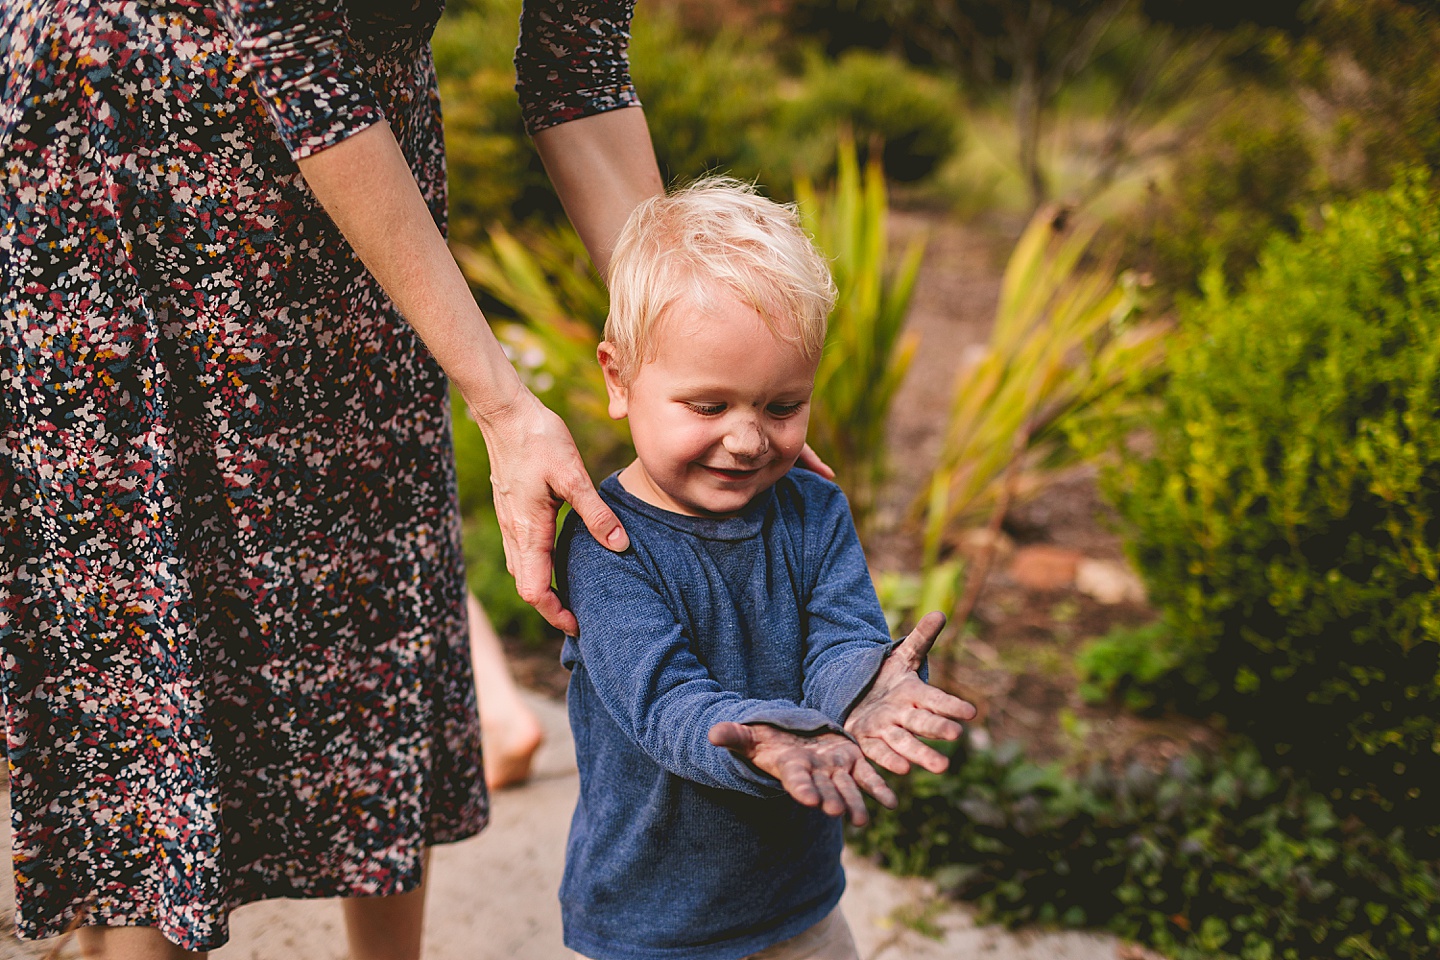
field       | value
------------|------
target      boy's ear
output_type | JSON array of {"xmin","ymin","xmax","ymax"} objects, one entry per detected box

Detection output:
[{"xmin": 596, "ymin": 341, "xmax": 630, "ymax": 421}]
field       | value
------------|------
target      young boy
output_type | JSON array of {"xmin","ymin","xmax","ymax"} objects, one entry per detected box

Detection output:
[{"xmin": 556, "ymin": 179, "xmax": 975, "ymax": 960}]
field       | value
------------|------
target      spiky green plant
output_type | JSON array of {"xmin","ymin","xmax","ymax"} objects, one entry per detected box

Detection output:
[
  {"xmin": 910, "ymin": 208, "xmax": 1167, "ymax": 631},
  {"xmin": 798, "ymin": 139, "xmax": 925, "ymax": 535}
]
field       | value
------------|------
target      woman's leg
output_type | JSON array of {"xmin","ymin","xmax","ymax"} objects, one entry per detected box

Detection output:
[
  {"xmin": 341, "ymin": 851, "xmax": 431, "ymax": 960},
  {"xmin": 467, "ymin": 593, "xmax": 545, "ymax": 789},
  {"xmin": 76, "ymin": 927, "xmax": 207, "ymax": 960}
]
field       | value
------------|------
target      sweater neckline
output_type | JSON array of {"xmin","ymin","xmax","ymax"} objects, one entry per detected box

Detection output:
[{"xmin": 600, "ymin": 472, "xmax": 773, "ymax": 541}]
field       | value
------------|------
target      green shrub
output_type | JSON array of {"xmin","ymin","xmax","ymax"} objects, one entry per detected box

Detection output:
[
  {"xmin": 1136, "ymin": 91, "xmax": 1319, "ymax": 297},
  {"xmin": 628, "ymin": 14, "xmax": 781, "ymax": 184},
  {"xmin": 434, "ymin": 2, "xmax": 566, "ymax": 241},
  {"xmin": 1076, "ymin": 622, "xmax": 1181, "ymax": 713},
  {"xmin": 853, "ymin": 734, "xmax": 1440, "ymax": 959},
  {"xmin": 1304, "ymin": 0, "xmax": 1440, "ymax": 188},
  {"xmin": 762, "ymin": 50, "xmax": 964, "ymax": 186},
  {"xmin": 1106, "ymin": 173, "xmax": 1440, "ymax": 837}
]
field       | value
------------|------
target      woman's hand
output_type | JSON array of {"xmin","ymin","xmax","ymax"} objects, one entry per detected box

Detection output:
[
  {"xmin": 472, "ymin": 387, "xmax": 628, "ymax": 635},
  {"xmin": 707, "ymin": 722, "xmax": 895, "ymax": 826},
  {"xmin": 845, "ymin": 612, "xmax": 978, "ymax": 775},
  {"xmin": 796, "ymin": 443, "xmax": 834, "ymax": 479}
]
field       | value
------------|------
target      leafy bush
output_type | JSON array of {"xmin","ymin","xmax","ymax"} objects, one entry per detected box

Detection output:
[
  {"xmin": 628, "ymin": 13, "xmax": 781, "ymax": 184},
  {"xmin": 434, "ymin": 2, "xmax": 566, "ymax": 241},
  {"xmin": 918, "ymin": 208, "xmax": 1167, "ymax": 565},
  {"xmin": 1105, "ymin": 173, "xmax": 1440, "ymax": 837},
  {"xmin": 762, "ymin": 50, "xmax": 964, "ymax": 185},
  {"xmin": 1076, "ymin": 622, "xmax": 1180, "ymax": 713},
  {"xmin": 1134, "ymin": 91, "xmax": 1319, "ymax": 297},
  {"xmin": 1300, "ymin": 0, "xmax": 1440, "ymax": 188},
  {"xmin": 853, "ymin": 734, "xmax": 1440, "ymax": 959}
]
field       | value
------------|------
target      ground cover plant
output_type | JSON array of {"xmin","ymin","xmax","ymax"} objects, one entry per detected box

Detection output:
[{"xmin": 851, "ymin": 733, "xmax": 1440, "ymax": 959}]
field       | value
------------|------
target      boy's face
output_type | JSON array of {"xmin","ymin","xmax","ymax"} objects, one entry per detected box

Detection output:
[{"xmin": 599, "ymin": 285, "xmax": 819, "ymax": 518}]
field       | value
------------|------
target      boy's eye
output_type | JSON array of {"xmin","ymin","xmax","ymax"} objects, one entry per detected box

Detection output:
[
  {"xmin": 685, "ymin": 401, "xmax": 726, "ymax": 416},
  {"xmin": 767, "ymin": 402, "xmax": 805, "ymax": 418}
]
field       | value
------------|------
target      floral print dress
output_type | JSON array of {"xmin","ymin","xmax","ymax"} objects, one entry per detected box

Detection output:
[{"xmin": 0, "ymin": 0, "xmax": 638, "ymax": 950}]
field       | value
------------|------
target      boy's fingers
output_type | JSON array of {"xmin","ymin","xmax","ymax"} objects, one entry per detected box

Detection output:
[
  {"xmin": 902, "ymin": 708, "xmax": 964, "ymax": 742},
  {"xmin": 859, "ymin": 738, "xmax": 912, "ymax": 776},
  {"xmin": 915, "ymin": 684, "xmax": 978, "ymax": 721},
  {"xmin": 832, "ymin": 770, "xmax": 868, "ymax": 826},
  {"xmin": 854, "ymin": 764, "xmax": 898, "ymax": 810},
  {"xmin": 777, "ymin": 762, "xmax": 821, "ymax": 808},
  {"xmin": 810, "ymin": 772, "xmax": 846, "ymax": 819},
  {"xmin": 888, "ymin": 733, "xmax": 950, "ymax": 775},
  {"xmin": 893, "ymin": 611, "xmax": 947, "ymax": 670}
]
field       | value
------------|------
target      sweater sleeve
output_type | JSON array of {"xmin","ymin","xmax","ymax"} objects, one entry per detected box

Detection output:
[
  {"xmin": 565, "ymin": 532, "xmax": 847, "ymax": 797},
  {"xmin": 214, "ymin": 0, "xmax": 385, "ymax": 159},
  {"xmin": 514, "ymin": 0, "xmax": 641, "ymax": 135},
  {"xmin": 797, "ymin": 480, "xmax": 894, "ymax": 724}
]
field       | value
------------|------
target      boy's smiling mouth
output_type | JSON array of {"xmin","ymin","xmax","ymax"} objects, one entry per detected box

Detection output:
[{"xmin": 700, "ymin": 465, "xmax": 762, "ymax": 481}]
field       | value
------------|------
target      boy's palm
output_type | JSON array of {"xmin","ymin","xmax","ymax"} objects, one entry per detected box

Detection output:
[
  {"xmin": 708, "ymin": 723, "xmax": 894, "ymax": 826},
  {"xmin": 845, "ymin": 612, "xmax": 978, "ymax": 775}
]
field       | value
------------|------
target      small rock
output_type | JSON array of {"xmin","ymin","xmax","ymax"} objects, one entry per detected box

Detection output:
[
  {"xmin": 1075, "ymin": 559, "xmax": 1147, "ymax": 605},
  {"xmin": 1007, "ymin": 545, "xmax": 1083, "ymax": 591},
  {"xmin": 955, "ymin": 526, "xmax": 1015, "ymax": 563}
]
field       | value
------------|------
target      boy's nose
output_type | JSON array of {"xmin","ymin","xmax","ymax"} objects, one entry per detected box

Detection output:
[{"xmin": 722, "ymin": 420, "xmax": 769, "ymax": 460}]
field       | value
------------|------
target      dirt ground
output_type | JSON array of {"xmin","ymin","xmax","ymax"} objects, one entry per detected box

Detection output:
[{"xmin": 505, "ymin": 207, "xmax": 1216, "ymax": 773}]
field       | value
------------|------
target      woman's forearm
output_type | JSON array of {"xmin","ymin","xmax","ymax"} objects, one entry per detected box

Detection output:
[
  {"xmin": 295, "ymin": 121, "xmax": 523, "ymax": 421},
  {"xmin": 532, "ymin": 106, "xmax": 664, "ymax": 278}
]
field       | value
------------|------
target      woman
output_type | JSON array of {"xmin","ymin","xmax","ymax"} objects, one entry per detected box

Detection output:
[{"xmin": 0, "ymin": 1, "xmax": 660, "ymax": 957}]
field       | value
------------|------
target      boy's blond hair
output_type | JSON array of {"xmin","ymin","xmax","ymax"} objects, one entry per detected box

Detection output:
[{"xmin": 605, "ymin": 177, "xmax": 836, "ymax": 384}]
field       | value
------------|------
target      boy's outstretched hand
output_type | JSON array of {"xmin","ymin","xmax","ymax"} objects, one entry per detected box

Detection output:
[
  {"xmin": 845, "ymin": 612, "xmax": 978, "ymax": 775},
  {"xmin": 708, "ymin": 723, "xmax": 895, "ymax": 826}
]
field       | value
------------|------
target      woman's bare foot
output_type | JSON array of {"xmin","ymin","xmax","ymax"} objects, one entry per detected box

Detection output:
[
  {"xmin": 467, "ymin": 592, "xmax": 546, "ymax": 789},
  {"xmin": 482, "ymin": 709, "xmax": 545, "ymax": 789}
]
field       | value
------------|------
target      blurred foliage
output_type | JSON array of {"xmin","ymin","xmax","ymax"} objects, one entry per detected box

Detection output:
[
  {"xmin": 1096, "ymin": 173, "xmax": 1440, "ymax": 844},
  {"xmin": 1297, "ymin": 0, "xmax": 1440, "ymax": 188},
  {"xmin": 1126, "ymin": 0, "xmax": 1440, "ymax": 299},
  {"xmin": 433, "ymin": 0, "xmax": 564, "ymax": 241},
  {"xmin": 627, "ymin": 12, "xmax": 782, "ymax": 185},
  {"xmin": 1076, "ymin": 621, "xmax": 1180, "ymax": 713},
  {"xmin": 852, "ymin": 731, "xmax": 1440, "ymax": 959},
  {"xmin": 1130, "ymin": 90, "xmax": 1320, "ymax": 297},
  {"xmin": 798, "ymin": 139, "xmax": 923, "ymax": 534},
  {"xmin": 763, "ymin": 51, "xmax": 964, "ymax": 184},
  {"xmin": 917, "ymin": 207, "xmax": 1166, "ymax": 570},
  {"xmin": 784, "ymin": 0, "xmax": 1302, "ymax": 207},
  {"xmin": 433, "ymin": 0, "xmax": 966, "ymax": 245}
]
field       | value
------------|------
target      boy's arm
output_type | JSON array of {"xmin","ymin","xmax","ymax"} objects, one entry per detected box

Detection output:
[
  {"xmin": 796, "ymin": 483, "xmax": 904, "ymax": 721},
  {"xmin": 798, "ymin": 482, "xmax": 977, "ymax": 771},
  {"xmin": 567, "ymin": 533, "xmax": 848, "ymax": 797}
]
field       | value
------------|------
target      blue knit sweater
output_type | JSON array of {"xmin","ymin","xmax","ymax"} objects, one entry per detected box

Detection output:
[{"xmin": 555, "ymin": 469, "xmax": 893, "ymax": 960}]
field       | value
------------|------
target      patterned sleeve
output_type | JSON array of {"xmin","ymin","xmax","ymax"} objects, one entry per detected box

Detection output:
[
  {"xmin": 514, "ymin": 0, "xmax": 642, "ymax": 135},
  {"xmin": 213, "ymin": 0, "xmax": 385, "ymax": 160}
]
